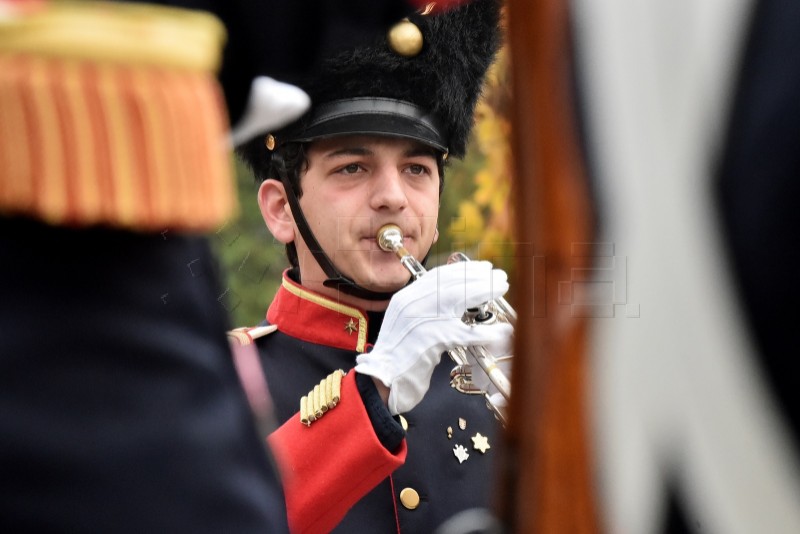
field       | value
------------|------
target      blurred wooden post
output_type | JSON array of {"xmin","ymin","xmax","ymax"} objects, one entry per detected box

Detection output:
[{"xmin": 500, "ymin": 0, "xmax": 600, "ymax": 532}]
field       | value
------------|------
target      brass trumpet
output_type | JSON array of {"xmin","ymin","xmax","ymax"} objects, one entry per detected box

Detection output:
[{"xmin": 376, "ymin": 224, "xmax": 514, "ymax": 425}]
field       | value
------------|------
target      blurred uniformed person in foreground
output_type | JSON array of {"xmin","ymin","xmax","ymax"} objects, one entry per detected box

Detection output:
[
  {"xmin": 235, "ymin": 1, "xmax": 511, "ymax": 531},
  {"xmin": 0, "ymin": 1, "xmax": 290, "ymax": 531}
]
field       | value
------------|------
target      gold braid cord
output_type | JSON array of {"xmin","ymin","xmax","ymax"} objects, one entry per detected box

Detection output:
[{"xmin": 300, "ymin": 370, "xmax": 344, "ymax": 426}]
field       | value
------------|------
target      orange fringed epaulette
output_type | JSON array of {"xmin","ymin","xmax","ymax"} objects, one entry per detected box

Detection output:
[{"xmin": 0, "ymin": 2, "xmax": 236, "ymax": 232}]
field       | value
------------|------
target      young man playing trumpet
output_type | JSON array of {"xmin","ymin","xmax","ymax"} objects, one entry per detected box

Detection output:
[{"xmin": 236, "ymin": 1, "xmax": 511, "ymax": 531}]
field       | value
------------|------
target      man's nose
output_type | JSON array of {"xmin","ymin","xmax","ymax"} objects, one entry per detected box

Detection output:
[{"xmin": 370, "ymin": 168, "xmax": 408, "ymax": 211}]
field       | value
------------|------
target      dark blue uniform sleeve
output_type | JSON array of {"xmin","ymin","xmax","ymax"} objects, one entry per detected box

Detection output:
[
  {"xmin": 356, "ymin": 371, "xmax": 406, "ymax": 452},
  {"xmin": 0, "ymin": 219, "xmax": 289, "ymax": 533}
]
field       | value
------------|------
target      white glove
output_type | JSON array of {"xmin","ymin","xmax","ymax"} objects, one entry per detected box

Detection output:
[{"xmin": 355, "ymin": 261, "xmax": 511, "ymax": 415}]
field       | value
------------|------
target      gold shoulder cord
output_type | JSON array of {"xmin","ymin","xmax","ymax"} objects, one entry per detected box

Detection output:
[{"xmin": 300, "ymin": 370, "xmax": 344, "ymax": 426}]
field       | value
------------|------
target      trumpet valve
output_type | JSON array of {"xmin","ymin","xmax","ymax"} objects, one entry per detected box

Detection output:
[{"xmin": 463, "ymin": 306, "xmax": 495, "ymax": 325}]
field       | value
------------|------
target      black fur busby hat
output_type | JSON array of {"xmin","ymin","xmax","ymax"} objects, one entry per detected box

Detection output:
[
  {"xmin": 244, "ymin": 0, "xmax": 502, "ymax": 163},
  {"xmin": 237, "ymin": 0, "xmax": 502, "ymax": 301}
]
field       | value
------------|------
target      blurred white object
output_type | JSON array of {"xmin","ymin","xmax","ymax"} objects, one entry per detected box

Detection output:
[
  {"xmin": 229, "ymin": 76, "xmax": 310, "ymax": 147},
  {"xmin": 572, "ymin": 0, "xmax": 800, "ymax": 532}
]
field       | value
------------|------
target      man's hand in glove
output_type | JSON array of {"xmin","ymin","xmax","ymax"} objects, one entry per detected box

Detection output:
[{"xmin": 355, "ymin": 260, "xmax": 512, "ymax": 415}]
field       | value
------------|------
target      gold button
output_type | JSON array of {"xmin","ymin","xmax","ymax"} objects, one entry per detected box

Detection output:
[
  {"xmin": 399, "ymin": 415, "xmax": 408, "ymax": 431},
  {"xmin": 399, "ymin": 487, "xmax": 420, "ymax": 510}
]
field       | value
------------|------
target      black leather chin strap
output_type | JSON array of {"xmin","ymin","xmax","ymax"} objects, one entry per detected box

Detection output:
[{"xmin": 272, "ymin": 154, "xmax": 398, "ymax": 301}]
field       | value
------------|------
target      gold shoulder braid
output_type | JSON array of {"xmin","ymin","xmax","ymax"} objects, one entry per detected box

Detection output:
[{"xmin": 300, "ymin": 370, "xmax": 345, "ymax": 426}]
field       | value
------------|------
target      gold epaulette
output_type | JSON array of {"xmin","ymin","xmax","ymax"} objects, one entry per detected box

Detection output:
[
  {"xmin": 227, "ymin": 325, "xmax": 277, "ymax": 346},
  {"xmin": 300, "ymin": 370, "xmax": 345, "ymax": 427},
  {"xmin": 0, "ymin": 2, "xmax": 235, "ymax": 232}
]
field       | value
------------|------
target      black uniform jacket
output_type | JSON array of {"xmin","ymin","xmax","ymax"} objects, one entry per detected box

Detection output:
[{"xmin": 257, "ymin": 271, "xmax": 501, "ymax": 533}]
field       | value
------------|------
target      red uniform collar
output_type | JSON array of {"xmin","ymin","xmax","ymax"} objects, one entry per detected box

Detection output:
[{"xmin": 266, "ymin": 270, "xmax": 370, "ymax": 352}]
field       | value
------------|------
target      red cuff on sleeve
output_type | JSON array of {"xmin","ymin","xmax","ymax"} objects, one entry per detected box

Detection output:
[{"xmin": 268, "ymin": 372, "xmax": 407, "ymax": 534}]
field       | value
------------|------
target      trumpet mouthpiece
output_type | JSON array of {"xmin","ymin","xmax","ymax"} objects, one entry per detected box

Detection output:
[{"xmin": 376, "ymin": 224, "xmax": 404, "ymax": 253}]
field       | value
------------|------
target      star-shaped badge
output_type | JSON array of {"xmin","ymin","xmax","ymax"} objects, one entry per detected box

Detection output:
[
  {"xmin": 453, "ymin": 444, "xmax": 470, "ymax": 464},
  {"xmin": 344, "ymin": 318, "xmax": 357, "ymax": 335},
  {"xmin": 471, "ymin": 432, "xmax": 491, "ymax": 454}
]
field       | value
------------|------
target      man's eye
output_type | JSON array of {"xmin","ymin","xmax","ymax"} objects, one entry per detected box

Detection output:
[
  {"xmin": 340, "ymin": 163, "xmax": 362, "ymax": 174},
  {"xmin": 407, "ymin": 164, "xmax": 428, "ymax": 175}
]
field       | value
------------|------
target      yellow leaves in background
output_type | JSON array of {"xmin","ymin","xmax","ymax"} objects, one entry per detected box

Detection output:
[
  {"xmin": 449, "ymin": 199, "xmax": 484, "ymax": 239},
  {"xmin": 445, "ymin": 46, "xmax": 514, "ymax": 268}
]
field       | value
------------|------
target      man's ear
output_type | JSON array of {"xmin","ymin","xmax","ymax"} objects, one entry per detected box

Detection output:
[{"xmin": 257, "ymin": 179, "xmax": 295, "ymax": 244}]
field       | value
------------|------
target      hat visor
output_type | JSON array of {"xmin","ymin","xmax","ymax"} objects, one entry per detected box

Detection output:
[{"xmin": 285, "ymin": 97, "xmax": 448, "ymax": 153}]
